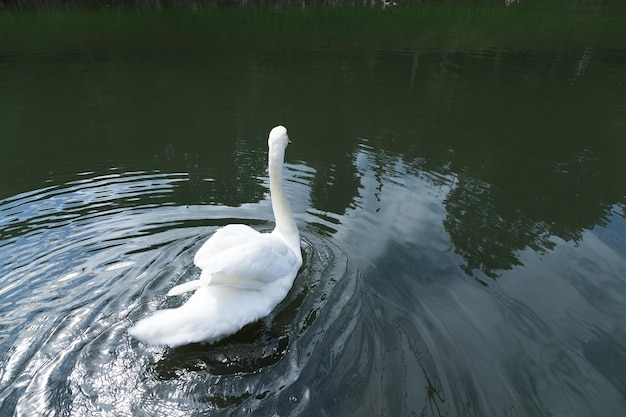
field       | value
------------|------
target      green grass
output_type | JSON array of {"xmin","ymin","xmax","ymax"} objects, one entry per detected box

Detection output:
[{"xmin": 1, "ymin": 3, "xmax": 625, "ymax": 53}]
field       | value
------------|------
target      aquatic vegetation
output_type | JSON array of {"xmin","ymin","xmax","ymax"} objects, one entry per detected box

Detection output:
[{"xmin": 0, "ymin": 2, "xmax": 624, "ymax": 52}]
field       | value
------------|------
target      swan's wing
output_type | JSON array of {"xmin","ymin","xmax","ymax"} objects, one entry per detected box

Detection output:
[
  {"xmin": 206, "ymin": 235, "xmax": 300, "ymax": 286},
  {"xmin": 167, "ymin": 274, "xmax": 266, "ymax": 296},
  {"xmin": 194, "ymin": 224, "xmax": 260, "ymax": 270},
  {"xmin": 167, "ymin": 279, "xmax": 203, "ymax": 296},
  {"xmin": 169, "ymin": 227, "xmax": 299, "ymax": 296},
  {"xmin": 169, "ymin": 238, "xmax": 298, "ymax": 296}
]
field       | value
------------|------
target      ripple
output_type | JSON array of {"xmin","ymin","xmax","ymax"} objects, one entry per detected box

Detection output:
[
  {"xmin": 66, "ymin": 232, "xmax": 356, "ymax": 416},
  {"xmin": 0, "ymin": 171, "xmax": 359, "ymax": 416}
]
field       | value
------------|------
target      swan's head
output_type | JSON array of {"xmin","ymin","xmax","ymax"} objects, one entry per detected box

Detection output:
[{"xmin": 268, "ymin": 125, "xmax": 291, "ymax": 149}]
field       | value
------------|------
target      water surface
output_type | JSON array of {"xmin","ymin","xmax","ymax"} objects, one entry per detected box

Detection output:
[{"xmin": 1, "ymin": 4, "xmax": 625, "ymax": 416}]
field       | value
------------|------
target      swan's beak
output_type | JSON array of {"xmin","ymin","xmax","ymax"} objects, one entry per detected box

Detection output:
[{"xmin": 288, "ymin": 138, "xmax": 293, "ymax": 144}]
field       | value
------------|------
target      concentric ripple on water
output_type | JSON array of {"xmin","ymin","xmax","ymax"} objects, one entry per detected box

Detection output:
[{"xmin": 0, "ymin": 170, "xmax": 358, "ymax": 416}]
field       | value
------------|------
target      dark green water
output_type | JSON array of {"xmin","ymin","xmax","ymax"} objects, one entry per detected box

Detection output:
[{"xmin": 1, "ymin": 4, "xmax": 625, "ymax": 416}]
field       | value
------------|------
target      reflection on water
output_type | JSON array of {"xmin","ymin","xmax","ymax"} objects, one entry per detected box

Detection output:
[
  {"xmin": 337, "ymin": 144, "xmax": 626, "ymax": 416},
  {"xmin": 1, "ymin": 5, "xmax": 626, "ymax": 417}
]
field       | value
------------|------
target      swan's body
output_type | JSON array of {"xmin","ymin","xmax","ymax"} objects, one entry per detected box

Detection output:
[{"xmin": 129, "ymin": 126, "xmax": 302, "ymax": 348}]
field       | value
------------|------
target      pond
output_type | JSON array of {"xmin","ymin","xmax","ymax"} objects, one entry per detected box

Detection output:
[{"xmin": 1, "ymin": 3, "xmax": 625, "ymax": 416}]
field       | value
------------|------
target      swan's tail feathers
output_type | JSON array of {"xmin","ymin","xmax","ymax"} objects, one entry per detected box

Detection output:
[
  {"xmin": 129, "ymin": 287, "xmax": 245, "ymax": 347},
  {"xmin": 129, "ymin": 307, "xmax": 207, "ymax": 347},
  {"xmin": 167, "ymin": 280, "xmax": 203, "ymax": 296}
]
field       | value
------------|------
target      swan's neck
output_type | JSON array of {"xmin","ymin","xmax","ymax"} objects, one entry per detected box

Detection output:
[{"xmin": 268, "ymin": 146, "xmax": 299, "ymax": 246}]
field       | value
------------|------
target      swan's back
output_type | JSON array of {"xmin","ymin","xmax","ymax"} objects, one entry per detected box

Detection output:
[{"xmin": 193, "ymin": 224, "xmax": 260, "ymax": 270}]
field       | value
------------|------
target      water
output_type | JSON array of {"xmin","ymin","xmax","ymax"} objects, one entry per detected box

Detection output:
[{"xmin": 1, "ymin": 4, "xmax": 626, "ymax": 416}]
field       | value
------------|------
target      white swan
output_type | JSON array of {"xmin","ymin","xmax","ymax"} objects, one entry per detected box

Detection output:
[{"xmin": 129, "ymin": 125, "xmax": 302, "ymax": 348}]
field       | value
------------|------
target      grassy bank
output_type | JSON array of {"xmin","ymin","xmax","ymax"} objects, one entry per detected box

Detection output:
[{"xmin": 1, "ymin": 3, "xmax": 625, "ymax": 53}]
